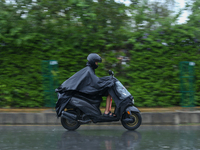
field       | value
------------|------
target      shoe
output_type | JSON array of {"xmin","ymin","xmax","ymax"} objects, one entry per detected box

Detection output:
[{"xmin": 103, "ymin": 111, "xmax": 115, "ymax": 117}]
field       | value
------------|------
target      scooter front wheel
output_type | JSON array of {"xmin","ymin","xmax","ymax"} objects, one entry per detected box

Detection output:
[
  {"xmin": 61, "ymin": 111, "xmax": 80, "ymax": 131},
  {"xmin": 121, "ymin": 112, "xmax": 142, "ymax": 130}
]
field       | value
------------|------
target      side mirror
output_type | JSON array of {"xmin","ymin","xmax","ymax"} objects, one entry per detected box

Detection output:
[{"xmin": 108, "ymin": 70, "xmax": 114, "ymax": 76}]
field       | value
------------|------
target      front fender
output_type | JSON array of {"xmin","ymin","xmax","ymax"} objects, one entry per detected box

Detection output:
[{"xmin": 126, "ymin": 106, "xmax": 140, "ymax": 114}]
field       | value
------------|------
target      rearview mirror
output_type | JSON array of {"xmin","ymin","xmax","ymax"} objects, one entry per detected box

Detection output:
[{"xmin": 108, "ymin": 70, "xmax": 114, "ymax": 75}]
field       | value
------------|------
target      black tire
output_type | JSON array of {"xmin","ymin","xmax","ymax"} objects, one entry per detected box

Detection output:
[
  {"xmin": 121, "ymin": 112, "xmax": 142, "ymax": 130},
  {"xmin": 61, "ymin": 111, "xmax": 80, "ymax": 131}
]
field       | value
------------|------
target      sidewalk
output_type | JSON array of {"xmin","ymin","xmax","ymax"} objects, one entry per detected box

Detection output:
[
  {"xmin": 0, "ymin": 106, "xmax": 199, "ymax": 113},
  {"xmin": 0, "ymin": 107, "xmax": 200, "ymax": 125},
  {"xmin": 1, "ymin": 106, "xmax": 199, "ymax": 111}
]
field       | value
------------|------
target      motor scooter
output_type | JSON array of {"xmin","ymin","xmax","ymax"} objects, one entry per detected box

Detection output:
[{"xmin": 60, "ymin": 70, "xmax": 142, "ymax": 131}]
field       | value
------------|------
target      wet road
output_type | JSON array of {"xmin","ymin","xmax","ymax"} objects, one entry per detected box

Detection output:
[{"xmin": 0, "ymin": 125, "xmax": 200, "ymax": 150}]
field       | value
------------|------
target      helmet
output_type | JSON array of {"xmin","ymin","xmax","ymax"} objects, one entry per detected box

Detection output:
[{"xmin": 87, "ymin": 53, "xmax": 102, "ymax": 69}]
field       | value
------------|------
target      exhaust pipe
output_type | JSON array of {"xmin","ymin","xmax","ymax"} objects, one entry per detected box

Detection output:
[
  {"xmin": 61, "ymin": 111, "xmax": 77, "ymax": 121},
  {"xmin": 78, "ymin": 119, "xmax": 92, "ymax": 124},
  {"xmin": 122, "ymin": 118, "xmax": 135, "ymax": 123}
]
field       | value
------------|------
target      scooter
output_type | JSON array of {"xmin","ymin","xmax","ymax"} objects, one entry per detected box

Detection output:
[{"xmin": 60, "ymin": 70, "xmax": 142, "ymax": 131}]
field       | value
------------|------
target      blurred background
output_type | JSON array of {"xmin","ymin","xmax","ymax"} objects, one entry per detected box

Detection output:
[{"xmin": 0, "ymin": 0, "xmax": 199, "ymax": 108}]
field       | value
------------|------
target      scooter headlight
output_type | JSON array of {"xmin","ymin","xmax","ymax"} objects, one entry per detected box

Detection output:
[{"xmin": 132, "ymin": 99, "xmax": 134, "ymax": 104}]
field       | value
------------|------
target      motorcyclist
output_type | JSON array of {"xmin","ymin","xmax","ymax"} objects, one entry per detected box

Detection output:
[
  {"xmin": 87, "ymin": 53, "xmax": 114, "ymax": 117},
  {"xmin": 55, "ymin": 53, "xmax": 115, "ymax": 117}
]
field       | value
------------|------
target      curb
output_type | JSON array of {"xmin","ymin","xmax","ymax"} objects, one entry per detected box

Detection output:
[{"xmin": 0, "ymin": 111, "xmax": 200, "ymax": 125}]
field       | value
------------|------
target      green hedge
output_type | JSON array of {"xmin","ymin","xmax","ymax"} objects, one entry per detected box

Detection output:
[{"xmin": 0, "ymin": 0, "xmax": 199, "ymax": 107}]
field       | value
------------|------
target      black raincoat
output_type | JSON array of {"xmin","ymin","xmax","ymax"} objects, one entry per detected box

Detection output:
[{"xmin": 55, "ymin": 62, "xmax": 115, "ymax": 117}]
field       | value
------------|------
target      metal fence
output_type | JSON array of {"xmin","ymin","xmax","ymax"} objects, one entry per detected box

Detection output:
[
  {"xmin": 41, "ymin": 60, "xmax": 59, "ymax": 107},
  {"xmin": 180, "ymin": 61, "xmax": 195, "ymax": 107}
]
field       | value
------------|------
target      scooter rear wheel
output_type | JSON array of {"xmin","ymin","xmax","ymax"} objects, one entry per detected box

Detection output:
[
  {"xmin": 61, "ymin": 111, "xmax": 80, "ymax": 131},
  {"xmin": 121, "ymin": 112, "xmax": 142, "ymax": 130}
]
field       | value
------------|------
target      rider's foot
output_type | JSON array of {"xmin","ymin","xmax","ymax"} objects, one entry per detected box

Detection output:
[{"xmin": 103, "ymin": 111, "xmax": 116, "ymax": 117}]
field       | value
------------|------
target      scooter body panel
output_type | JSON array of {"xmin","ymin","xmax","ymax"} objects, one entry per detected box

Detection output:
[
  {"xmin": 126, "ymin": 106, "xmax": 140, "ymax": 114},
  {"xmin": 68, "ymin": 97, "xmax": 120, "ymax": 123},
  {"xmin": 69, "ymin": 97, "xmax": 101, "ymax": 116}
]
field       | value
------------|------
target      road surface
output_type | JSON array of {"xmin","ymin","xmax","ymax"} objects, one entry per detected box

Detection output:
[{"xmin": 0, "ymin": 125, "xmax": 200, "ymax": 150}]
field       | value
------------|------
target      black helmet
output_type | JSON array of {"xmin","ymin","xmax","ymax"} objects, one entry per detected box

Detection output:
[{"xmin": 87, "ymin": 53, "xmax": 102, "ymax": 69}]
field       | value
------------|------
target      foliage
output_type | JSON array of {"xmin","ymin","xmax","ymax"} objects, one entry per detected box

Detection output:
[{"xmin": 0, "ymin": 0, "xmax": 199, "ymax": 108}]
